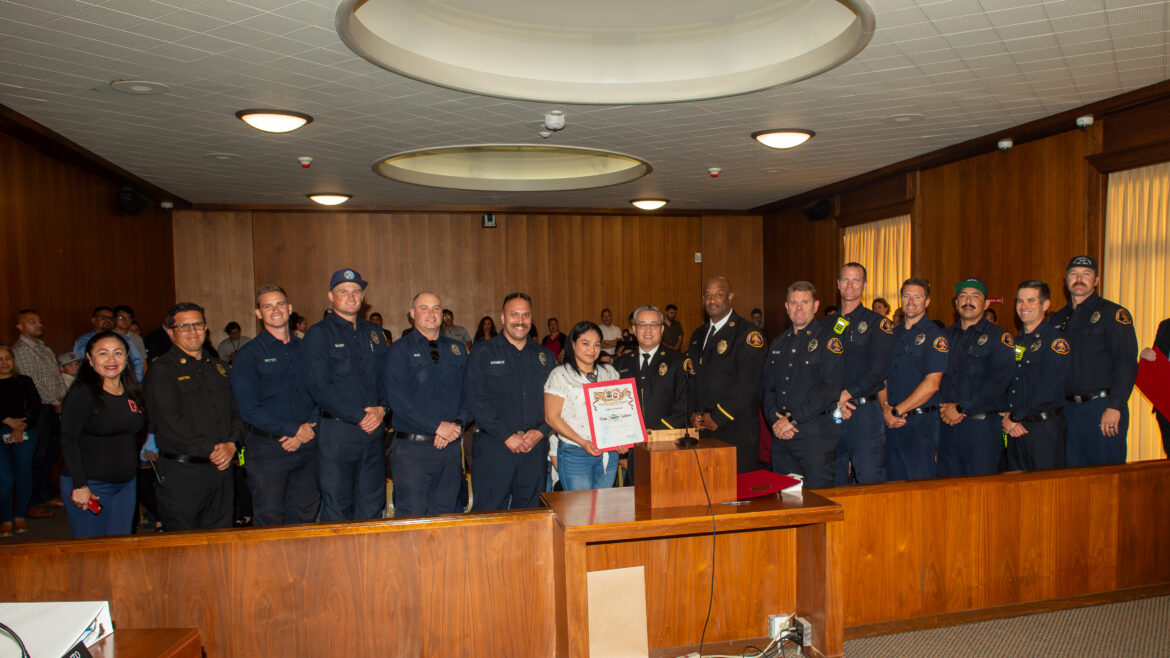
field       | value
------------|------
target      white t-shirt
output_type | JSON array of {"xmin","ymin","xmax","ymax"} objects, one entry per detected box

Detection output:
[
  {"xmin": 544, "ymin": 362, "xmax": 620, "ymax": 447},
  {"xmin": 599, "ymin": 323, "xmax": 622, "ymax": 355}
]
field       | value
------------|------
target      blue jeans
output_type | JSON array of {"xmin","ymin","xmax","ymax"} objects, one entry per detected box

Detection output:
[
  {"xmin": 0, "ymin": 428, "xmax": 38, "ymax": 522},
  {"xmin": 60, "ymin": 475, "xmax": 136, "ymax": 537},
  {"xmin": 557, "ymin": 441, "xmax": 617, "ymax": 491}
]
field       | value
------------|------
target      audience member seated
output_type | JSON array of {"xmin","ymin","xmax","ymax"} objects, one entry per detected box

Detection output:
[
  {"xmin": 216, "ymin": 321, "xmax": 251, "ymax": 365},
  {"xmin": 474, "ymin": 316, "xmax": 498, "ymax": 345}
]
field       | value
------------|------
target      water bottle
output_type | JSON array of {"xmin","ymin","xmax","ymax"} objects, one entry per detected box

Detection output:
[{"xmin": 831, "ymin": 405, "xmax": 843, "ymax": 424}]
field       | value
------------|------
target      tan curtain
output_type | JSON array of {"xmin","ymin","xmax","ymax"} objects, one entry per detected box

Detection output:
[
  {"xmin": 1104, "ymin": 161, "xmax": 1170, "ymax": 461},
  {"xmin": 842, "ymin": 214, "xmax": 911, "ymax": 314}
]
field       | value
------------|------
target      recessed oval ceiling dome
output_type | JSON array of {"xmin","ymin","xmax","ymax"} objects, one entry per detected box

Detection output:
[
  {"xmin": 373, "ymin": 145, "xmax": 651, "ymax": 191},
  {"xmin": 337, "ymin": 0, "xmax": 875, "ymax": 104}
]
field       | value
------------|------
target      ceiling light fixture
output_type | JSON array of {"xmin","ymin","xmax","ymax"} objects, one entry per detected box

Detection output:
[
  {"xmin": 752, "ymin": 129, "xmax": 815, "ymax": 149},
  {"xmin": 631, "ymin": 199, "xmax": 668, "ymax": 210},
  {"xmin": 307, "ymin": 193, "xmax": 352, "ymax": 206},
  {"xmin": 109, "ymin": 80, "xmax": 170, "ymax": 95},
  {"xmin": 236, "ymin": 109, "xmax": 314, "ymax": 133}
]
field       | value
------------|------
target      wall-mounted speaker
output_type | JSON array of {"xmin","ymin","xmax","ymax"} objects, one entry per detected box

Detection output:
[
  {"xmin": 117, "ymin": 185, "xmax": 151, "ymax": 216},
  {"xmin": 801, "ymin": 195, "xmax": 832, "ymax": 221}
]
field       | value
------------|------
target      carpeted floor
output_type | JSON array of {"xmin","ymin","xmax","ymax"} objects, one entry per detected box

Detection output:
[{"xmin": 844, "ymin": 595, "xmax": 1170, "ymax": 657}]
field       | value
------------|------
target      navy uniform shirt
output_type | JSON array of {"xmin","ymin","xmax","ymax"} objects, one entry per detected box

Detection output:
[
  {"xmin": 301, "ymin": 312, "xmax": 389, "ymax": 423},
  {"xmin": 614, "ymin": 346, "xmax": 688, "ymax": 430},
  {"xmin": 144, "ymin": 348, "xmax": 245, "ymax": 456},
  {"xmin": 887, "ymin": 318, "xmax": 949, "ymax": 407},
  {"xmin": 1008, "ymin": 320, "xmax": 1071, "ymax": 418},
  {"xmin": 822, "ymin": 305, "xmax": 894, "ymax": 399},
  {"xmin": 762, "ymin": 322, "xmax": 845, "ymax": 425},
  {"xmin": 687, "ymin": 310, "xmax": 767, "ymax": 427},
  {"xmin": 463, "ymin": 333, "xmax": 554, "ymax": 441},
  {"xmin": 230, "ymin": 330, "xmax": 319, "ymax": 437},
  {"xmin": 1050, "ymin": 292, "xmax": 1138, "ymax": 411},
  {"xmin": 940, "ymin": 317, "xmax": 1016, "ymax": 415},
  {"xmin": 385, "ymin": 330, "xmax": 471, "ymax": 435}
]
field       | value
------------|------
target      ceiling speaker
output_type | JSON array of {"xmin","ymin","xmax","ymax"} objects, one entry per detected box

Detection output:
[
  {"xmin": 801, "ymin": 195, "xmax": 832, "ymax": 221},
  {"xmin": 117, "ymin": 185, "xmax": 151, "ymax": 216}
]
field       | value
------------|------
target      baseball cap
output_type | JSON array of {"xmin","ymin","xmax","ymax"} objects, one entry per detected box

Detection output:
[
  {"xmin": 328, "ymin": 268, "xmax": 368, "ymax": 291},
  {"xmin": 1066, "ymin": 255, "xmax": 1098, "ymax": 272},
  {"xmin": 57, "ymin": 352, "xmax": 81, "ymax": 366},
  {"xmin": 954, "ymin": 277, "xmax": 987, "ymax": 296}
]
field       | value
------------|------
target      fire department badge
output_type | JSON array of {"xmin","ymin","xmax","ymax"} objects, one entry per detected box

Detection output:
[
  {"xmin": 746, "ymin": 331, "xmax": 765, "ymax": 348},
  {"xmin": 915, "ymin": 333, "xmax": 926, "ymax": 345},
  {"xmin": 1090, "ymin": 311, "xmax": 1100, "ymax": 324},
  {"xmin": 1052, "ymin": 338, "xmax": 1070, "ymax": 354},
  {"xmin": 880, "ymin": 319, "xmax": 894, "ymax": 334},
  {"xmin": 716, "ymin": 339, "xmax": 728, "ymax": 355},
  {"xmin": 977, "ymin": 334, "xmax": 988, "ymax": 345},
  {"xmin": 858, "ymin": 321, "xmax": 868, "ymax": 334},
  {"xmin": 370, "ymin": 330, "xmax": 380, "ymax": 345},
  {"xmin": 538, "ymin": 352, "xmax": 548, "ymax": 366},
  {"xmin": 808, "ymin": 338, "xmax": 819, "ymax": 352},
  {"xmin": 1115, "ymin": 309, "xmax": 1132, "ymax": 325},
  {"xmin": 683, "ymin": 358, "xmax": 694, "ymax": 374},
  {"xmin": 658, "ymin": 362, "xmax": 668, "ymax": 376},
  {"xmin": 1031, "ymin": 340, "xmax": 1041, "ymax": 352},
  {"xmin": 450, "ymin": 344, "xmax": 461, "ymax": 356},
  {"xmin": 215, "ymin": 363, "xmax": 228, "ymax": 377},
  {"xmin": 827, "ymin": 337, "xmax": 843, "ymax": 354},
  {"xmin": 933, "ymin": 337, "xmax": 949, "ymax": 353},
  {"xmin": 1000, "ymin": 333, "xmax": 1014, "ymax": 348}
]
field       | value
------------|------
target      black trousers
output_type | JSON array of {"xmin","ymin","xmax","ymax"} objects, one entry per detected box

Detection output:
[
  {"xmin": 1006, "ymin": 416, "xmax": 1065, "ymax": 471},
  {"xmin": 155, "ymin": 459, "xmax": 233, "ymax": 531},
  {"xmin": 771, "ymin": 417, "xmax": 839, "ymax": 488},
  {"xmin": 29, "ymin": 407, "xmax": 60, "ymax": 505},
  {"xmin": 702, "ymin": 414, "xmax": 760, "ymax": 474},
  {"xmin": 246, "ymin": 434, "xmax": 319, "ymax": 526},
  {"xmin": 470, "ymin": 434, "xmax": 549, "ymax": 511},
  {"xmin": 391, "ymin": 438, "xmax": 462, "ymax": 517}
]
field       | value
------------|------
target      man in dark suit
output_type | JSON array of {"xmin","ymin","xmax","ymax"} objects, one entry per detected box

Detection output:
[
  {"xmin": 687, "ymin": 277, "xmax": 767, "ymax": 473},
  {"xmin": 1141, "ymin": 317, "xmax": 1170, "ymax": 456},
  {"xmin": 615, "ymin": 305, "xmax": 688, "ymax": 483}
]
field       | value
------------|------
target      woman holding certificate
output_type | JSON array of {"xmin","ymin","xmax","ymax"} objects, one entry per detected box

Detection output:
[{"xmin": 544, "ymin": 321, "xmax": 624, "ymax": 490}]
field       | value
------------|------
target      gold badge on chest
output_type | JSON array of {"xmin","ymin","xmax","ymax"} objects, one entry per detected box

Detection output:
[
  {"xmin": 857, "ymin": 321, "xmax": 868, "ymax": 334},
  {"xmin": 915, "ymin": 333, "xmax": 926, "ymax": 345},
  {"xmin": 807, "ymin": 338, "xmax": 818, "ymax": 352},
  {"xmin": 1090, "ymin": 311, "xmax": 1100, "ymax": 324},
  {"xmin": 716, "ymin": 339, "xmax": 728, "ymax": 355},
  {"xmin": 977, "ymin": 334, "xmax": 988, "ymax": 345},
  {"xmin": 658, "ymin": 362, "xmax": 668, "ymax": 376},
  {"xmin": 449, "ymin": 343, "xmax": 461, "ymax": 356},
  {"xmin": 538, "ymin": 352, "xmax": 547, "ymax": 366}
]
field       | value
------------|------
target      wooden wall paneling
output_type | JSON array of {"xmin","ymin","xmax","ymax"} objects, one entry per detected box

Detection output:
[
  {"xmin": 0, "ymin": 131, "xmax": 175, "ymax": 351},
  {"xmin": 248, "ymin": 211, "xmax": 705, "ymax": 343},
  {"xmin": 699, "ymin": 215, "xmax": 765, "ymax": 327},
  {"xmin": 916, "ymin": 129, "xmax": 1099, "ymax": 325},
  {"xmin": 761, "ymin": 208, "xmax": 841, "ymax": 333},
  {"xmin": 172, "ymin": 211, "xmax": 255, "ymax": 347},
  {"xmin": 0, "ymin": 512, "xmax": 557, "ymax": 657},
  {"xmin": 1102, "ymin": 97, "xmax": 1170, "ymax": 152}
]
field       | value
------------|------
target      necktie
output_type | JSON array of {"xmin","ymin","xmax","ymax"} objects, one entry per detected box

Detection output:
[
  {"xmin": 703, "ymin": 323, "xmax": 716, "ymax": 350},
  {"xmin": 641, "ymin": 352, "xmax": 650, "ymax": 372}
]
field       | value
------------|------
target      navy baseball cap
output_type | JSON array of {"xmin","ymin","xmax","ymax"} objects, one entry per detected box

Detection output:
[
  {"xmin": 1066, "ymin": 255, "xmax": 1098, "ymax": 272},
  {"xmin": 328, "ymin": 268, "xmax": 368, "ymax": 291},
  {"xmin": 954, "ymin": 277, "xmax": 987, "ymax": 296}
]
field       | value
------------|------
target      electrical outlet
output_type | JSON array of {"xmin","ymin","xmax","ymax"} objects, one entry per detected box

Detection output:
[
  {"xmin": 796, "ymin": 616, "xmax": 813, "ymax": 647},
  {"xmin": 767, "ymin": 613, "xmax": 792, "ymax": 639}
]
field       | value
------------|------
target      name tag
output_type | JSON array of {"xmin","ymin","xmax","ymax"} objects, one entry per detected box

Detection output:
[
  {"xmin": 177, "ymin": 375, "xmax": 191, "ymax": 381},
  {"xmin": 412, "ymin": 353, "xmax": 422, "ymax": 358},
  {"xmin": 263, "ymin": 358, "xmax": 277, "ymax": 363},
  {"xmin": 490, "ymin": 360, "xmax": 506, "ymax": 365},
  {"xmin": 334, "ymin": 343, "xmax": 345, "ymax": 348}
]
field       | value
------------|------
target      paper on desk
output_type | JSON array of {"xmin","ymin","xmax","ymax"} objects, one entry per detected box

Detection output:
[
  {"xmin": 587, "ymin": 566, "xmax": 648, "ymax": 658},
  {"xmin": 0, "ymin": 601, "xmax": 112, "ymax": 658}
]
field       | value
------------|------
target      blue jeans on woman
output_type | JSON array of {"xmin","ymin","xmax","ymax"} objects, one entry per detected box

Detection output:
[
  {"xmin": 60, "ymin": 475, "xmax": 137, "ymax": 537},
  {"xmin": 557, "ymin": 441, "xmax": 618, "ymax": 491},
  {"xmin": 0, "ymin": 428, "xmax": 37, "ymax": 523}
]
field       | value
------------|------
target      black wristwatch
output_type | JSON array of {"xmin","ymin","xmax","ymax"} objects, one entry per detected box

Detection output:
[
  {"xmin": 452, "ymin": 419, "xmax": 464, "ymax": 432},
  {"xmin": 955, "ymin": 404, "xmax": 966, "ymax": 414},
  {"xmin": 891, "ymin": 407, "xmax": 901, "ymax": 418}
]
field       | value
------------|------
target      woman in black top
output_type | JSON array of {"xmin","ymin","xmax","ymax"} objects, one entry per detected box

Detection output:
[
  {"xmin": 60, "ymin": 332, "xmax": 146, "ymax": 538},
  {"xmin": 0, "ymin": 344, "xmax": 42, "ymax": 537},
  {"xmin": 474, "ymin": 316, "xmax": 498, "ymax": 344}
]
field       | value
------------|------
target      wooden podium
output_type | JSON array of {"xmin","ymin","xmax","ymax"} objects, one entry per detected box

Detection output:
[{"xmin": 633, "ymin": 437, "xmax": 737, "ymax": 508}]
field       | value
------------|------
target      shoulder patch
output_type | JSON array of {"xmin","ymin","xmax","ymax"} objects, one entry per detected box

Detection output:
[
  {"xmin": 746, "ymin": 331, "xmax": 765, "ymax": 348},
  {"xmin": 683, "ymin": 357, "xmax": 694, "ymax": 375},
  {"xmin": 1052, "ymin": 338, "xmax": 1070, "ymax": 355},
  {"xmin": 880, "ymin": 318, "xmax": 894, "ymax": 334},
  {"xmin": 1000, "ymin": 333, "xmax": 1014, "ymax": 348},
  {"xmin": 933, "ymin": 336, "xmax": 949, "ymax": 353},
  {"xmin": 827, "ymin": 337, "xmax": 844, "ymax": 354},
  {"xmin": 1115, "ymin": 309, "xmax": 1132, "ymax": 325}
]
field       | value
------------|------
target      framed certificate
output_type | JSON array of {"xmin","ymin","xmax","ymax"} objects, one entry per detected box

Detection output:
[{"xmin": 583, "ymin": 378, "xmax": 647, "ymax": 452}]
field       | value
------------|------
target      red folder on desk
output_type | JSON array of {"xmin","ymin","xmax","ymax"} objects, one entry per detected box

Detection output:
[
  {"xmin": 737, "ymin": 469, "xmax": 802, "ymax": 499},
  {"xmin": 1136, "ymin": 347, "xmax": 1170, "ymax": 415}
]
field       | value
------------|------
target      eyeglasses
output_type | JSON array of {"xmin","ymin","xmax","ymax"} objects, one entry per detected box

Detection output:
[
  {"xmin": 172, "ymin": 322, "xmax": 207, "ymax": 333},
  {"xmin": 428, "ymin": 340, "xmax": 440, "ymax": 363},
  {"xmin": 116, "ymin": 314, "xmax": 133, "ymax": 320},
  {"xmin": 634, "ymin": 322, "xmax": 663, "ymax": 330}
]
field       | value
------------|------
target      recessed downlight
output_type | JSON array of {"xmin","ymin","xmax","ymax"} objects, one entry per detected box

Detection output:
[
  {"xmin": 631, "ymin": 199, "xmax": 668, "ymax": 210},
  {"xmin": 307, "ymin": 193, "xmax": 352, "ymax": 206},
  {"xmin": 236, "ymin": 109, "xmax": 314, "ymax": 133},
  {"xmin": 752, "ymin": 129, "xmax": 815, "ymax": 149},
  {"xmin": 203, "ymin": 152, "xmax": 240, "ymax": 161},
  {"xmin": 109, "ymin": 80, "xmax": 170, "ymax": 95}
]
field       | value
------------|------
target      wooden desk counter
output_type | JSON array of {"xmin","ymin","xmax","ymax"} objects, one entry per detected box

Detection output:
[
  {"xmin": 89, "ymin": 628, "xmax": 201, "ymax": 658},
  {"xmin": 543, "ymin": 487, "xmax": 843, "ymax": 658}
]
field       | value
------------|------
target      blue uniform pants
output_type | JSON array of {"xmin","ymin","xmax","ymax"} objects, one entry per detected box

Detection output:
[
  {"xmin": 245, "ymin": 434, "xmax": 320, "ymax": 526},
  {"xmin": 1006, "ymin": 416, "xmax": 1065, "ymax": 471},
  {"xmin": 1064, "ymin": 398, "xmax": 1127, "ymax": 467},
  {"xmin": 470, "ymin": 433, "xmax": 549, "ymax": 511},
  {"xmin": 60, "ymin": 475, "xmax": 136, "ymax": 537},
  {"xmin": 772, "ymin": 417, "xmax": 839, "ymax": 489},
  {"xmin": 390, "ymin": 438, "xmax": 462, "ymax": 517},
  {"xmin": 0, "ymin": 429, "xmax": 37, "ymax": 522},
  {"xmin": 937, "ymin": 415, "xmax": 1003, "ymax": 477},
  {"xmin": 885, "ymin": 413, "xmax": 939, "ymax": 481},
  {"xmin": 317, "ymin": 418, "xmax": 386, "ymax": 522},
  {"xmin": 834, "ymin": 401, "xmax": 886, "ymax": 485},
  {"xmin": 557, "ymin": 441, "xmax": 617, "ymax": 491}
]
